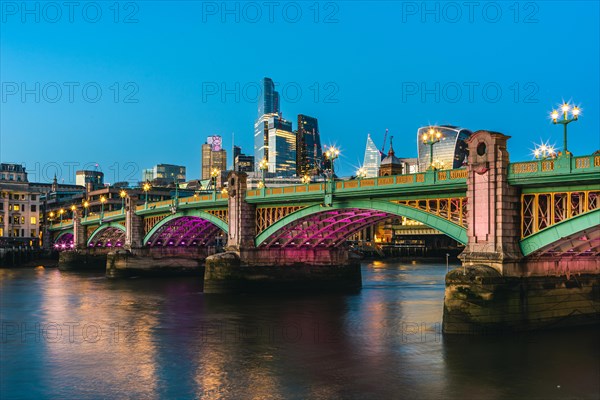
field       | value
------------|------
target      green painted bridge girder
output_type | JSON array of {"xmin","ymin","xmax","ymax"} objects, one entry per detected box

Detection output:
[
  {"xmin": 142, "ymin": 209, "xmax": 229, "ymax": 245},
  {"xmin": 520, "ymin": 208, "xmax": 600, "ymax": 256},
  {"xmin": 86, "ymin": 222, "xmax": 126, "ymax": 246},
  {"xmin": 254, "ymin": 199, "xmax": 468, "ymax": 247},
  {"xmin": 54, "ymin": 229, "xmax": 74, "ymax": 241}
]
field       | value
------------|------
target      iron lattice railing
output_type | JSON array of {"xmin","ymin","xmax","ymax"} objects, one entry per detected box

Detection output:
[{"xmin": 521, "ymin": 190, "xmax": 599, "ymax": 238}]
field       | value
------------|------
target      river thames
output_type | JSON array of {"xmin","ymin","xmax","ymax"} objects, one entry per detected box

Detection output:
[{"xmin": 1, "ymin": 261, "xmax": 598, "ymax": 399}]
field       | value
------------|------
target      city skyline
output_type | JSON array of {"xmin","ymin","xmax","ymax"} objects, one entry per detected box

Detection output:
[{"xmin": 2, "ymin": 2, "xmax": 599, "ymax": 183}]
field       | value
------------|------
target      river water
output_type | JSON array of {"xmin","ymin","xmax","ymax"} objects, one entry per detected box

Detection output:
[{"xmin": 1, "ymin": 261, "xmax": 598, "ymax": 399}]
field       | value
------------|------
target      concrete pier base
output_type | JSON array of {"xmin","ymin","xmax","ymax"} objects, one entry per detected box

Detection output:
[
  {"xmin": 106, "ymin": 247, "xmax": 210, "ymax": 278},
  {"xmin": 204, "ymin": 250, "xmax": 361, "ymax": 293},
  {"xmin": 58, "ymin": 250, "xmax": 107, "ymax": 271},
  {"xmin": 443, "ymin": 265, "xmax": 600, "ymax": 334}
]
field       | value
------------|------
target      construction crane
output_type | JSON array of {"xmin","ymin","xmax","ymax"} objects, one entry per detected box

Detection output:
[{"xmin": 380, "ymin": 128, "xmax": 389, "ymax": 156}]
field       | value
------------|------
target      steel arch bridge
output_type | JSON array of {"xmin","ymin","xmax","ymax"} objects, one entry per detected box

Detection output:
[{"xmin": 47, "ymin": 153, "xmax": 600, "ymax": 258}]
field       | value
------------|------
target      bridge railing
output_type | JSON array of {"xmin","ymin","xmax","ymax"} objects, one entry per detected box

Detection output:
[
  {"xmin": 135, "ymin": 193, "xmax": 228, "ymax": 212},
  {"xmin": 246, "ymin": 169, "xmax": 468, "ymax": 198},
  {"xmin": 509, "ymin": 154, "xmax": 600, "ymax": 180}
]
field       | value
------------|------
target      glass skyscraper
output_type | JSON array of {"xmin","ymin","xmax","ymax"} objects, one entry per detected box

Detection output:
[
  {"xmin": 296, "ymin": 114, "xmax": 323, "ymax": 176},
  {"xmin": 416, "ymin": 125, "xmax": 472, "ymax": 172},
  {"xmin": 257, "ymin": 77, "xmax": 280, "ymax": 117},
  {"xmin": 362, "ymin": 134, "xmax": 382, "ymax": 178},
  {"xmin": 254, "ymin": 77, "xmax": 296, "ymax": 177}
]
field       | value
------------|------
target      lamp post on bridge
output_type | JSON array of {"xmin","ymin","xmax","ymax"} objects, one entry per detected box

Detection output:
[
  {"xmin": 171, "ymin": 179, "xmax": 179, "ymax": 214},
  {"xmin": 258, "ymin": 158, "xmax": 268, "ymax": 189},
  {"xmin": 143, "ymin": 182, "xmax": 151, "ymax": 209},
  {"xmin": 550, "ymin": 102, "xmax": 581, "ymax": 157},
  {"xmin": 119, "ymin": 190, "xmax": 127, "ymax": 214},
  {"xmin": 70, "ymin": 205, "xmax": 76, "ymax": 219},
  {"xmin": 83, "ymin": 200, "xmax": 89, "ymax": 220},
  {"xmin": 422, "ymin": 128, "xmax": 443, "ymax": 171},
  {"xmin": 100, "ymin": 195, "xmax": 107, "ymax": 221},
  {"xmin": 324, "ymin": 146, "xmax": 340, "ymax": 177},
  {"xmin": 58, "ymin": 208, "xmax": 64, "ymax": 225},
  {"xmin": 301, "ymin": 174, "xmax": 311, "ymax": 185},
  {"xmin": 356, "ymin": 166, "xmax": 368, "ymax": 180},
  {"xmin": 211, "ymin": 168, "xmax": 220, "ymax": 195}
]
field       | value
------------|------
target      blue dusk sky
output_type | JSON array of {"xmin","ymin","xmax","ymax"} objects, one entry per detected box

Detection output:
[{"xmin": 1, "ymin": 1, "xmax": 599, "ymax": 184}]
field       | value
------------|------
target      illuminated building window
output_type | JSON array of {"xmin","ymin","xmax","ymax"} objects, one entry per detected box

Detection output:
[{"xmin": 30, "ymin": 217, "xmax": 37, "ymax": 225}]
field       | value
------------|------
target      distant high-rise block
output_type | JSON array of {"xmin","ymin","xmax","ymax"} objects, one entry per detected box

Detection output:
[
  {"xmin": 362, "ymin": 134, "xmax": 382, "ymax": 178},
  {"xmin": 201, "ymin": 135, "xmax": 227, "ymax": 180},
  {"xmin": 416, "ymin": 125, "xmax": 472, "ymax": 172},
  {"xmin": 296, "ymin": 114, "xmax": 323, "ymax": 176}
]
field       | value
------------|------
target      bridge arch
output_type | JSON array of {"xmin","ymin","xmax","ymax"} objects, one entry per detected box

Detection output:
[
  {"xmin": 255, "ymin": 200, "xmax": 467, "ymax": 248},
  {"xmin": 143, "ymin": 210, "xmax": 228, "ymax": 247},
  {"xmin": 520, "ymin": 209, "xmax": 600, "ymax": 257},
  {"xmin": 53, "ymin": 230, "xmax": 74, "ymax": 250},
  {"xmin": 87, "ymin": 223, "xmax": 126, "ymax": 248}
]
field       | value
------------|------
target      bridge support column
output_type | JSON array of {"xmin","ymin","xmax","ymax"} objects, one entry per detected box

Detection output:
[
  {"xmin": 458, "ymin": 130, "xmax": 522, "ymax": 273},
  {"xmin": 73, "ymin": 210, "xmax": 86, "ymax": 250},
  {"xmin": 224, "ymin": 172, "xmax": 255, "ymax": 252},
  {"xmin": 125, "ymin": 195, "xmax": 144, "ymax": 249}
]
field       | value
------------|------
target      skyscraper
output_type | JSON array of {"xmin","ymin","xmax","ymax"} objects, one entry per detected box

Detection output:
[
  {"xmin": 362, "ymin": 134, "xmax": 382, "ymax": 178},
  {"xmin": 296, "ymin": 114, "xmax": 323, "ymax": 176},
  {"xmin": 254, "ymin": 77, "xmax": 296, "ymax": 177},
  {"xmin": 201, "ymin": 135, "xmax": 227, "ymax": 180},
  {"xmin": 268, "ymin": 116, "xmax": 296, "ymax": 176},
  {"xmin": 257, "ymin": 77, "xmax": 280, "ymax": 117},
  {"xmin": 416, "ymin": 125, "xmax": 472, "ymax": 171}
]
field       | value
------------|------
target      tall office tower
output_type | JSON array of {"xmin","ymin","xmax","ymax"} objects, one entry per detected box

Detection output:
[
  {"xmin": 201, "ymin": 135, "xmax": 228, "ymax": 180},
  {"xmin": 416, "ymin": 125, "xmax": 472, "ymax": 172},
  {"xmin": 257, "ymin": 77, "xmax": 280, "ymax": 116},
  {"xmin": 267, "ymin": 116, "xmax": 296, "ymax": 176},
  {"xmin": 296, "ymin": 114, "xmax": 323, "ymax": 176},
  {"xmin": 362, "ymin": 134, "xmax": 382, "ymax": 178},
  {"xmin": 254, "ymin": 77, "xmax": 295, "ymax": 176}
]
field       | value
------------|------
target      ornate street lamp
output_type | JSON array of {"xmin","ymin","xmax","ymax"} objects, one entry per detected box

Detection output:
[
  {"xmin": 301, "ymin": 174, "xmax": 311, "ymax": 185},
  {"xmin": 532, "ymin": 142, "xmax": 557, "ymax": 160},
  {"xmin": 210, "ymin": 168, "xmax": 220, "ymax": 194},
  {"xmin": 59, "ymin": 208, "xmax": 65, "ymax": 224},
  {"xmin": 550, "ymin": 101, "xmax": 581, "ymax": 157},
  {"xmin": 48, "ymin": 211, "xmax": 55, "ymax": 225},
  {"xmin": 324, "ymin": 146, "xmax": 340, "ymax": 176},
  {"xmin": 70, "ymin": 204, "xmax": 76, "ymax": 218},
  {"xmin": 100, "ymin": 195, "xmax": 107, "ymax": 220},
  {"xmin": 258, "ymin": 158, "xmax": 268, "ymax": 188},
  {"xmin": 83, "ymin": 200, "xmax": 89, "ymax": 219},
  {"xmin": 119, "ymin": 190, "xmax": 127, "ymax": 213},
  {"xmin": 422, "ymin": 128, "xmax": 443, "ymax": 170},
  {"xmin": 143, "ymin": 182, "xmax": 151, "ymax": 208},
  {"xmin": 356, "ymin": 166, "xmax": 368, "ymax": 180}
]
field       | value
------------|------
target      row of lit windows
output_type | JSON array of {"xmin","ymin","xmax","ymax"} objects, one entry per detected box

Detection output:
[
  {"xmin": 3, "ymin": 204, "xmax": 37, "ymax": 212},
  {"xmin": 0, "ymin": 215, "xmax": 37, "ymax": 225}
]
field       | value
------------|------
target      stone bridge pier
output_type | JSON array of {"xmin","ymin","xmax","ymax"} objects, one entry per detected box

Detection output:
[
  {"xmin": 58, "ymin": 209, "xmax": 109, "ymax": 271},
  {"xmin": 204, "ymin": 172, "xmax": 361, "ymax": 293},
  {"xmin": 443, "ymin": 130, "xmax": 600, "ymax": 334}
]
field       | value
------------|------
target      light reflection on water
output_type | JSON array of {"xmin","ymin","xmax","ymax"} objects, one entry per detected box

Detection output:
[{"xmin": 1, "ymin": 261, "xmax": 598, "ymax": 399}]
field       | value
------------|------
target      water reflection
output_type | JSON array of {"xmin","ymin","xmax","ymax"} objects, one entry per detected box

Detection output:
[{"xmin": 1, "ymin": 262, "xmax": 598, "ymax": 399}]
